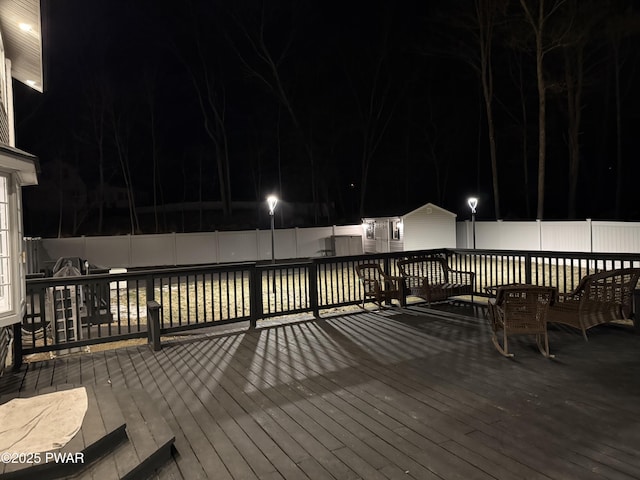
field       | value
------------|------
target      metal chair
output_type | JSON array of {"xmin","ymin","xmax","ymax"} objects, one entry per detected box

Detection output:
[
  {"xmin": 488, "ymin": 285, "xmax": 556, "ymax": 358},
  {"xmin": 354, "ymin": 263, "xmax": 404, "ymax": 309}
]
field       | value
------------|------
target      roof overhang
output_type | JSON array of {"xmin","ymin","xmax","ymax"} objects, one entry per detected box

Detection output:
[
  {"xmin": 0, "ymin": 144, "xmax": 38, "ymax": 185},
  {"xmin": 0, "ymin": 0, "xmax": 43, "ymax": 92}
]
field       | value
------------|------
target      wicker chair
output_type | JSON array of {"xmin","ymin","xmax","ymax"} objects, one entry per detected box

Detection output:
[
  {"xmin": 488, "ymin": 285, "xmax": 556, "ymax": 358},
  {"xmin": 355, "ymin": 263, "xmax": 404, "ymax": 309},
  {"xmin": 547, "ymin": 268, "xmax": 640, "ymax": 341}
]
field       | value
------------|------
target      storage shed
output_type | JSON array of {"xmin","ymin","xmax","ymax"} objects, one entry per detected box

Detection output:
[{"xmin": 362, "ymin": 203, "xmax": 457, "ymax": 254}]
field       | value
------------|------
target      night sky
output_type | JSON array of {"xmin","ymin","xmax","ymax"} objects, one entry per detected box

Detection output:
[{"xmin": 13, "ymin": 0, "xmax": 640, "ymax": 236}]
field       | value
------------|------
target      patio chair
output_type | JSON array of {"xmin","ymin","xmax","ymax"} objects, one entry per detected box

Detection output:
[
  {"xmin": 488, "ymin": 285, "xmax": 556, "ymax": 358},
  {"xmin": 547, "ymin": 268, "xmax": 640, "ymax": 341},
  {"xmin": 355, "ymin": 263, "xmax": 404, "ymax": 309}
]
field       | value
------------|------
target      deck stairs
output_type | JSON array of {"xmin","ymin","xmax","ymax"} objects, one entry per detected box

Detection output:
[{"xmin": 0, "ymin": 384, "xmax": 175, "ymax": 479}]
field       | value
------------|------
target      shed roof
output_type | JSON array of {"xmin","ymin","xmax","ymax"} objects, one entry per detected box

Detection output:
[
  {"xmin": 363, "ymin": 202, "xmax": 456, "ymax": 221},
  {"xmin": 0, "ymin": 0, "xmax": 43, "ymax": 92},
  {"xmin": 403, "ymin": 202, "xmax": 456, "ymax": 219}
]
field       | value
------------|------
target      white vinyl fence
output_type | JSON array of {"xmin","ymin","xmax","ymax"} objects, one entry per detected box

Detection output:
[
  {"xmin": 36, "ymin": 225, "xmax": 364, "ymax": 269},
  {"xmin": 457, "ymin": 219, "xmax": 640, "ymax": 254}
]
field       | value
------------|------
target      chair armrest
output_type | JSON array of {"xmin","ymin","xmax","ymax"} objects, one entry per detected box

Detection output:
[
  {"xmin": 448, "ymin": 269, "xmax": 475, "ymax": 284},
  {"xmin": 380, "ymin": 273, "xmax": 404, "ymax": 290},
  {"xmin": 358, "ymin": 277, "xmax": 380, "ymax": 290}
]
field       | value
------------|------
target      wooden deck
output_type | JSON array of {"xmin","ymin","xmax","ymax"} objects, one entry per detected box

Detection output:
[{"xmin": 2, "ymin": 304, "xmax": 640, "ymax": 479}]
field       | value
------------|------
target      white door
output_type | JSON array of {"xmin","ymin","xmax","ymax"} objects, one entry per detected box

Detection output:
[{"xmin": 375, "ymin": 222, "xmax": 389, "ymax": 253}]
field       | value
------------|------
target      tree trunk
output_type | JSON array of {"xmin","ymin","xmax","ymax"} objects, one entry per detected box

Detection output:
[
  {"xmin": 565, "ymin": 45, "xmax": 583, "ymax": 219},
  {"xmin": 613, "ymin": 38, "xmax": 623, "ymax": 218},
  {"xmin": 477, "ymin": 0, "xmax": 500, "ymax": 219}
]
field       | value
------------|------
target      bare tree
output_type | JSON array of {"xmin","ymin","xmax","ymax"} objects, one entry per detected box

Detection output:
[
  {"xmin": 79, "ymin": 78, "xmax": 109, "ymax": 234},
  {"xmin": 518, "ymin": 0, "xmax": 567, "ymax": 220},
  {"xmin": 108, "ymin": 100, "xmax": 140, "ymax": 235},
  {"xmin": 227, "ymin": 2, "xmax": 321, "ymax": 222},
  {"xmin": 475, "ymin": 0, "xmax": 505, "ymax": 219},
  {"xmin": 432, "ymin": 0, "xmax": 507, "ymax": 218},
  {"xmin": 342, "ymin": 32, "xmax": 398, "ymax": 219},
  {"xmin": 142, "ymin": 70, "xmax": 166, "ymax": 233},
  {"xmin": 605, "ymin": 1, "xmax": 640, "ymax": 217},
  {"xmin": 175, "ymin": 33, "xmax": 233, "ymax": 220}
]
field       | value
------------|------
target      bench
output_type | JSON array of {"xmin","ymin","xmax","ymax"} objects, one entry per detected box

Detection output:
[
  {"xmin": 547, "ymin": 268, "xmax": 640, "ymax": 340},
  {"xmin": 397, "ymin": 256, "xmax": 474, "ymax": 304}
]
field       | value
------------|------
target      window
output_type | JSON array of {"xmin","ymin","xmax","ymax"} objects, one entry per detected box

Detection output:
[
  {"xmin": 390, "ymin": 220, "xmax": 401, "ymax": 240},
  {"xmin": 0, "ymin": 175, "xmax": 10, "ymax": 313},
  {"xmin": 365, "ymin": 222, "xmax": 375, "ymax": 239}
]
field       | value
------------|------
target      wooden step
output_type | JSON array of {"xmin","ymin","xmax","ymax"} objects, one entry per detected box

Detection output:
[
  {"xmin": 0, "ymin": 384, "xmax": 127, "ymax": 479},
  {"xmin": 77, "ymin": 388, "xmax": 176, "ymax": 480},
  {"xmin": 0, "ymin": 385, "xmax": 175, "ymax": 480}
]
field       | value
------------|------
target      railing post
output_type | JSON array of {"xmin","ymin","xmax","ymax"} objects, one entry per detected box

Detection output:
[
  {"xmin": 147, "ymin": 300, "xmax": 162, "ymax": 351},
  {"xmin": 309, "ymin": 262, "xmax": 320, "ymax": 318},
  {"xmin": 146, "ymin": 275, "xmax": 155, "ymax": 302},
  {"xmin": 634, "ymin": 289, "xmax": 640, "ymax": 331},
  {"xmin": 383, "ymin": 257, "xmax": 392, "ymax": 275},
  {"xmin": 525, "ymin": 253, "xmax": 533, "ymax": 285},
  {"xmin": 249, "ymin": 265, "xmax": 262, "ymax": 329},
  {"xmin": 12, "ymin": 322, "xmax": 23, "ymax": 371}
]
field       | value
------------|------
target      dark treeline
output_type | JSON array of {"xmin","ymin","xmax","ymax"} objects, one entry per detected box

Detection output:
[{"xmin": 15, "ymin": 0, "xmax": 640, "ymax": 236}]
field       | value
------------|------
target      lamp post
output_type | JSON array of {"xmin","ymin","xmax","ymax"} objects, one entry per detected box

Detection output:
[
  {"xmin": 267, "ymin": 195, "xmax": 278, "ymax": 263},
  {"xmin": 468, "ymin": 197, "xmax": 478, "ymax": 249},
  {"xmin": 267, "ymin": 195, "xmax": 278, "ymax": 294}
]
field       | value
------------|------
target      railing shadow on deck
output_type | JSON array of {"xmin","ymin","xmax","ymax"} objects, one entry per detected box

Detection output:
[{"xmin": 14, "ymin": 247, "xmax": 640, "ymax": 367}]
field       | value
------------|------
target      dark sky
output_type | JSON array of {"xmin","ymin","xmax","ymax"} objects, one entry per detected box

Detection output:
[{"xmin": 13, "ymin": 0, "xmax": 640, "ymax": 236}]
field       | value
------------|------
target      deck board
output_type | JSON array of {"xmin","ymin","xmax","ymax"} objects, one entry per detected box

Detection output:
[{"xmin": 2, "ymin": 305, "xmax": 640, "ymax": 479}]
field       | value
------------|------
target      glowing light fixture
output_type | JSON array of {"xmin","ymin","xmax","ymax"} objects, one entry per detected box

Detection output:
[
  {"xmin": 467, "ymin": 197, "xmax": 478, "ymax": 249},
  {"xmin": 18, "ymin": 23, "xmax": 32, "ymax": 32},
  {"xmin": 267, "ymin": 195, "xmax": 278, "ymax": 216},
  {"xmin": 267, "ymin": 195, "xmax": 279, "ymax": 293},
  {"xmin": 468, "ymin": 197, "xmax": 478, "ymax": 214}
]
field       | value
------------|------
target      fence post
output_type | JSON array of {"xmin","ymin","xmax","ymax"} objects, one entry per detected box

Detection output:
[
  {"xmin": 249, "ymin": 265, "xmax": 262, "ymax": 329},
  {"xmin": 309, "ymin": 262, "xmax": 320, "ymax": 318},
  {"xmin": 147, "ymin": 300, "xmax": 162, "ymax": 351},
  {"xmin": 11, "ymin": 323, "xmax": 23, "ymax": 371}
]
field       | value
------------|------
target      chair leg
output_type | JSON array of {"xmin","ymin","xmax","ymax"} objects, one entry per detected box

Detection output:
[
  {"xmin": 535, "ymin": 332, "xmax": 555, "ymax": 359},
  {"xmin": 491, "ymin": 329, "xmax": 514, "ymax": 358},
  {"xmin": 581, "ymin": 328, "xmax": 589, "ymax": 342}
]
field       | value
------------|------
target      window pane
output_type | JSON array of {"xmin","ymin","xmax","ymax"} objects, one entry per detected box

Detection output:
[{"xmin": 0, "ymin": 175, "xmax": 10, "ymax": 313}]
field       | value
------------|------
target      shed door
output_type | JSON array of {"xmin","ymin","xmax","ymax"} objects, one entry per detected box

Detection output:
[{"xmin": 375, "ymin": 222, "xmax": 389, "ymax": 253}]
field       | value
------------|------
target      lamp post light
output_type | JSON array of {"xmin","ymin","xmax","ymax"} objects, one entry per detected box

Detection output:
[
  {"xmin": 468, "ymin": 197, "xmax": 478, "ymax": 249},
  {"xmin": 267, "ymin": 195, "xmax": 278, "ymax": 263},
  {"xmin": 267, "ymin": 195, "xmax": 278, "ymax": 294}
]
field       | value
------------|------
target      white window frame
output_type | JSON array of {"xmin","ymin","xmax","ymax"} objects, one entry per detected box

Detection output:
[{"xmin": 0, "ymin": 171, "xmax": 24, "ymax": 328}]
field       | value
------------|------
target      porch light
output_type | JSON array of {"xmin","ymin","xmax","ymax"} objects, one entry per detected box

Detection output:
[{"xmin": 18, "ymin": 23, "xmax": 32, "ymax": 32}]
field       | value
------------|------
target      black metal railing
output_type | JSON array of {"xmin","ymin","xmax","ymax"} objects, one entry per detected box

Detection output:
[{"xmin": 15, "ymin": 247, "xmax": 640, "ymax": 364}]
